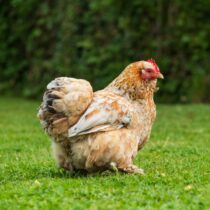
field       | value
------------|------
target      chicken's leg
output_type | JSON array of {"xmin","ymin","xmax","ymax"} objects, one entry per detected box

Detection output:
[{"xmin": 118, "ymin": 164, "xmax": 144, "ymax": 175}]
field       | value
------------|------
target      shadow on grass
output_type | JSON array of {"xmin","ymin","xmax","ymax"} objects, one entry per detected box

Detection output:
[
  {"xmin": 33, "ymin": 167, "xmax": 121, "ymax": 179},
  {"xmin": 1, "ymin": 166, "xmax": 122, "ymax": 184},
  {"xmin": 48, "ymin": 168, "xmax": 89, "ymax": 178}
]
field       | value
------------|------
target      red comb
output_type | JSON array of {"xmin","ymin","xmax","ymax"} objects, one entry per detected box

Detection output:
[{"xmin": 147, "ymin": 59, "xmax": 160, "ymax": 73}]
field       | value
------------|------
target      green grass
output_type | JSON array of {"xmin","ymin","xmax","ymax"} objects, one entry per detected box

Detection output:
[{"xmin": 0, "ymin": 98, "xmax": 209, "ymax": 210}]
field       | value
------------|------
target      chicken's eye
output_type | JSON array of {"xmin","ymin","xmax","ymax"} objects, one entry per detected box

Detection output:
[{"xmin": 146, "ymin": 69, "xmax": 153, "ymax": 73}]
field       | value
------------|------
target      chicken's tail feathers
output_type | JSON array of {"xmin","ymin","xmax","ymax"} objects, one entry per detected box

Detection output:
[{"xmin": 37, "ymin": 77, "xmax": 93, "ymax": 137}]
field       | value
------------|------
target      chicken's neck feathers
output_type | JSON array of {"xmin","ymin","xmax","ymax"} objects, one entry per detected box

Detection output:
[
  {"xmin": 105, "ymin": 78, "xmax": 156, "ymax": 102},
  {"xmin": 104, "ymin": 64, "xmax": 157, "ymax": 102}
]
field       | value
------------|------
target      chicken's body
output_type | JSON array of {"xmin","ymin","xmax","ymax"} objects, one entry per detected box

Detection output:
[{"xmin": 38, "ymin": 60, "xmax": 163, "ymax": 174}]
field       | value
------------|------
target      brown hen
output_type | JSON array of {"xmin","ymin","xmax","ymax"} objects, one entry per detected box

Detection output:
[{"xmin": 38, "ymin": 60, "xmax": 163, "ymax": 174}]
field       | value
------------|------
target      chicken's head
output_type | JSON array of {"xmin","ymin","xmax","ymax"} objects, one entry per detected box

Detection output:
[
  {"xmin": 140, "ymin": 59, "xmax": 164, "ymax": 80},
  {"xmin": 106, "ymin": 59, "xmax": 164, "ymax": 100}
]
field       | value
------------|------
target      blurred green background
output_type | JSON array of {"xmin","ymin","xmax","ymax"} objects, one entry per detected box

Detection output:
[{"xmin": 0, "ymin": 0, "xmax": 210, "ymax": 103}]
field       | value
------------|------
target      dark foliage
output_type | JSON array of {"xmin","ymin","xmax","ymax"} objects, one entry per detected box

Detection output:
[{"xmin": 0, "ymin": 0, "xmax": 210, "ymax": 102}]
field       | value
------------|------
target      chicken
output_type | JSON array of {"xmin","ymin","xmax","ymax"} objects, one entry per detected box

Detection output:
[{"xmin": 37, "ymin": 59, "xmax": 163, "ymax": 174}]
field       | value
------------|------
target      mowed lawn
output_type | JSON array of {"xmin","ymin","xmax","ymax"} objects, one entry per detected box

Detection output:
[{"xmin": 0, "ymin": 98, "xmax": 209, "ymax": 210}]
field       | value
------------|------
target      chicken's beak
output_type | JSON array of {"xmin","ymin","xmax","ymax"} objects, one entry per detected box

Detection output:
[{"xmin": 157, "ymin": 72, "xmax": 164, "ymax": 79}]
